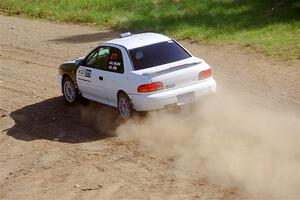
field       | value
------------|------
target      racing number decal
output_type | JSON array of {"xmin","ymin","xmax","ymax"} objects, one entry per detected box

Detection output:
[
  {"xmin": 110, "ymin": 53, "xmax": 118, "ymax": 60},
  {"xmin": 108, "ymin": 52, "xmax": 121, "ymax": 71}
]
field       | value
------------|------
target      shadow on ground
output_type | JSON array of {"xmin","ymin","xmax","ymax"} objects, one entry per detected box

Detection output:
[
  {"xmin": 50, "ymin": 30, "xmax": 118, "ymax": 43},
  {"xmin": 6, "ymin": 97, "xmax": 122, "ymax": 143}
]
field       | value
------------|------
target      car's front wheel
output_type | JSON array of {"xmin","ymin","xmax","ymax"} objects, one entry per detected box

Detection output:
[
  {"xmin": 62, "ymin": 76, "xmax": 78, "ymax": 104},
  {"xmin": 118, "ymin": 93, "xmax": 132, "ymax": 118}
]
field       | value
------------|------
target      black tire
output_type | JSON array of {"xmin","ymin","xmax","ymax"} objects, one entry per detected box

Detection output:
[
  {"xmin": 117, "ymin": 93, "xmax": 133, "ymax": 119},
  {"xmin": 62, "ymin": 76, "xmax": 78, "ymax": 104}
]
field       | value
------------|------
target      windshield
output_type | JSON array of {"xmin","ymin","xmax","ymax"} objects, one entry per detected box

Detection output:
[{"xmin": 129, "ymin": 40, "xmax": 191, "ymax": 70}]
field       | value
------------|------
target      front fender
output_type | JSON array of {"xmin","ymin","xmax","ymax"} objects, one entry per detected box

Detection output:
[{"xmin": 59, "ymin": 61, "xmax": 80, "ymax": 84}]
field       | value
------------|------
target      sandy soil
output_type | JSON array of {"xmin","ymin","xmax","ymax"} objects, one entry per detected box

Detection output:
[{"xmin": 0, "ymin": 16, "xmax": 299, "ymax": 200}]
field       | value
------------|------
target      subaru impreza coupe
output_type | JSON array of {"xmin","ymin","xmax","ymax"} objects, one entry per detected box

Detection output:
[{"xmin": 58, "ymin": 32, "xmax": 216, "ymax": 118}]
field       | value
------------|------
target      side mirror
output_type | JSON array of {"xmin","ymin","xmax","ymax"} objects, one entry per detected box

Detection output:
[{"xmin": 75, "ymin": 58, "xmax": 84, "ymax": 66}]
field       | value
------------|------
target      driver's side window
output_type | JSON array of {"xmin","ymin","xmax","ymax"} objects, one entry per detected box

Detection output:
[{"xmin": 84, "ymin": 47, "xmax": 110, "ymax": 70}]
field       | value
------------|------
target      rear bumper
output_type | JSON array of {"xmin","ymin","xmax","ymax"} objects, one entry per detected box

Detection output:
[{"xmin": 128, "ymin": 78, "xmax": 216, "ymax": 111}]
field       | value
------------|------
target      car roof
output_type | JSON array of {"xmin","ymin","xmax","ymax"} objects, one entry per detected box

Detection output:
[{"xmin": 103, "ymin": 32, "xmax": 171, "ymax": 50}]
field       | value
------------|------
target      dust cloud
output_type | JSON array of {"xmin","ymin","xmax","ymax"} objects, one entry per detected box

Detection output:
[{"xmin": 115, "ymin": 88, "xmax": 300, "ymax": 199}]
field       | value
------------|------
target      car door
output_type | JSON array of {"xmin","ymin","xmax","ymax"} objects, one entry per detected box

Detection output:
[
  {"xmin": 76, "ymin": 46, "xmax": 110, "ymax": 104},
  {"xmin": 96, "ymin": 46, "xmax": 126, "ymax": 107}
]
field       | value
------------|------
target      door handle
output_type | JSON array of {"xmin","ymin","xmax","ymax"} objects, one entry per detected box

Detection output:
[{"xmin": 99, "ymin": 76, "xmax": 103, "ymax": 81}]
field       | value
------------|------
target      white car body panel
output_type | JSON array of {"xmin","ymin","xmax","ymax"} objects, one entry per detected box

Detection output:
[
  {"xmin": 77, "ymin": 66, "xmax": 108, "ymax": 104},
  {"xmin": 62, "ymin": 32, "xmax": 217, "ymax": 112},
  {"xmin": 134, "ymin": 57, "xmax": 208, "ymax": 89}
]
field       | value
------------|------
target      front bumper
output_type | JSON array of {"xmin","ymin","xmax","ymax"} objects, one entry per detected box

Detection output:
[{"xmin": 128, "ymin": 78, "xmax": 216, "ymax": 111}]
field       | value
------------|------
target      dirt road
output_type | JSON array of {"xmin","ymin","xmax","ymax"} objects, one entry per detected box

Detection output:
[{"xmin": 0, "ymin": 16, "xmax": 299, "ymax": 200}]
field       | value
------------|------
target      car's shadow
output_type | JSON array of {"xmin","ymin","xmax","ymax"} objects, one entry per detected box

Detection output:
[
  {"xmin": 49, "ymin": 31, "xmax": 119, "ymax": 44},
  {"xmin": 5, "ymin": 97, "xmax": 123, "ymax": 143}
]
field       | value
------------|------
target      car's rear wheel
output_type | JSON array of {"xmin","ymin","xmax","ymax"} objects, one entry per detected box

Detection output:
[
  {"xmin": 62, "ymin": 76, "xmax": 78, "ymax": 104},
  {"xmin": 118, "ymin": 93, "xmax": 132, "ymax": 118}
]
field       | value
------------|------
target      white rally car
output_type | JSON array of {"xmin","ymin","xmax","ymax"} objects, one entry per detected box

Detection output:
[{"xmin": 58, "ymin": 32, "xmax": 216, "ymax": 118}]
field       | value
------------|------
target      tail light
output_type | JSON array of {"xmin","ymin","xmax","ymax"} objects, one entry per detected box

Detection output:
[
  {"xmin": 199, "ymin": 68, "xmax": 212, "ymax": 80},
  {"xmin": 137, "ymin": 82, "xmax": 163, "ymax": 93}
]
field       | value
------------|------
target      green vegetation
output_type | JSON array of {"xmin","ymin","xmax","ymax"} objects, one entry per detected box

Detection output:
[{"xmin": 1, "ymin": 0, "xmax": 299, "ymax": 59}]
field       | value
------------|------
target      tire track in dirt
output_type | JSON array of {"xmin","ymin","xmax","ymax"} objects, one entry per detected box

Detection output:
[{"xmin": 0, "ymin": 15, "xmax": 299, "ymax": 200}]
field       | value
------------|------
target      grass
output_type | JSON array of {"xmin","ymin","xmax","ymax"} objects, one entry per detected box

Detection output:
[{"xmin": 0, "ymin": 0, "xmax": 299, "ymax": 59}]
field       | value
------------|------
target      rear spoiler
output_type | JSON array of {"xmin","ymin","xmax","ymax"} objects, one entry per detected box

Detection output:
[{"xmin": 142, "ymin": 61, "xmax": 201, "ymax": 77}]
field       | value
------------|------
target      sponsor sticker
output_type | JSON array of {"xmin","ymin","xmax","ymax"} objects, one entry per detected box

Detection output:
[{"xmin": 78, "ymin": 68, "xmax": 92, "ymax": 78}]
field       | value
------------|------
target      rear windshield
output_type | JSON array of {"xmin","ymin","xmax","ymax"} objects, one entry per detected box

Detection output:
[{"xmin": 129, "ymin": 41, "xmax": 191, "ymax": 70}]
